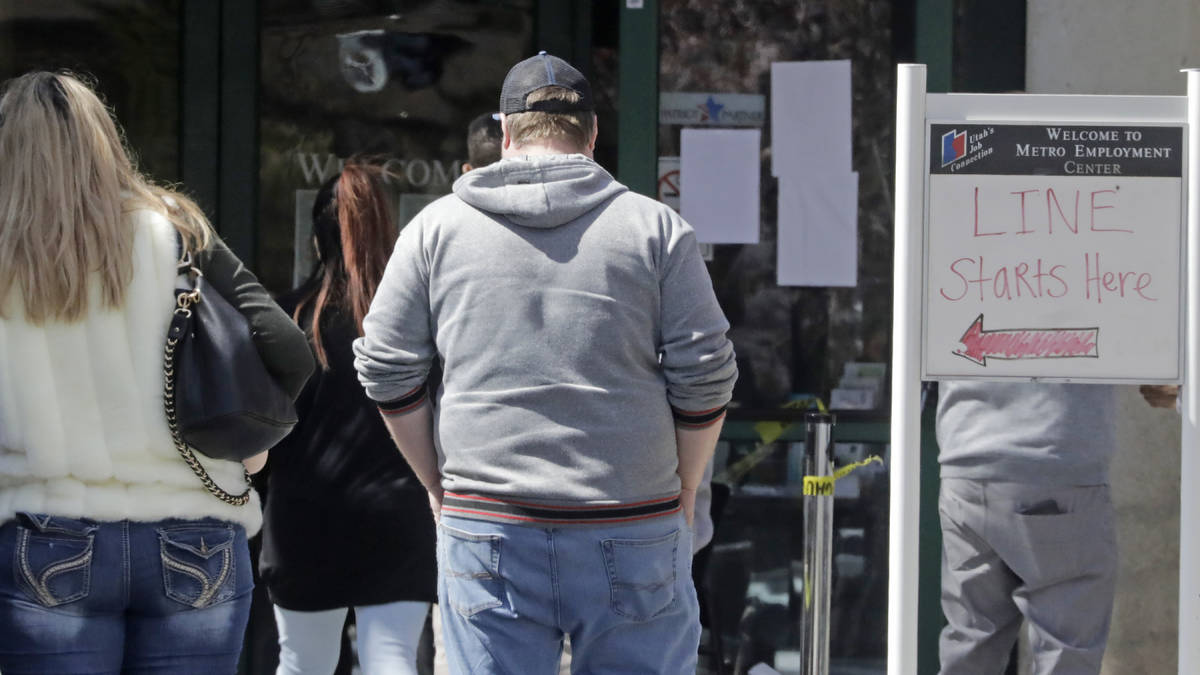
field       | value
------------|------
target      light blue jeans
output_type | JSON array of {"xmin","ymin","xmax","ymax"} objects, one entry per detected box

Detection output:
[{"xmin": 437, "ymin": 512, "xmax": 699, "ymax": 675}]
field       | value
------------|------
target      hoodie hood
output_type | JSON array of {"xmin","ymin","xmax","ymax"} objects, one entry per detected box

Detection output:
[{"xmin": 452, "ymin": 154, "xmax": 627, "ymax": 229}]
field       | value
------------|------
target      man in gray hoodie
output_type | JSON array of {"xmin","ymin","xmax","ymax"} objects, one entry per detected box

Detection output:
[{"xmin": 353, "ymin": 52, "xmax": 737, "ymax": 674}]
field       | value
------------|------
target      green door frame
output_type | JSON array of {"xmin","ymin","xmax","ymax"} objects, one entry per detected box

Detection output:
[
  {"xmin": 180, "ymin": 0, "xmax": 220, "ymax": 224},
  {"xmin": 915, "ymin": 0, "xmax": 952, "ymax": 670},
  {"xmin": 179, "ymin": 0, "xmax": 259, "ymax": 263},
  {"xmin": 617, "ymin": 0, "xmax": 657, "ymax": 197},
  {"xmin": 539, "ymin": 0, "xmax": 658, "ymax": 197},
  {"xmin": 536, "ymin": 1, "xmax": 593, "ymax": 76},
  {"xmin": 917, "ymin": 0, "xmax": 953, "ymax": 93}
]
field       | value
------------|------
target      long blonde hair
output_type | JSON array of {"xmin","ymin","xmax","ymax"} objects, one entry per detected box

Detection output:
[{"xmin": 0, "ymin": 71, "xmax": 213, "ymax": 324}]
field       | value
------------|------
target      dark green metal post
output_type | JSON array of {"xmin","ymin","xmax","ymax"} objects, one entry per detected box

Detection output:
[
  {"xmin": 918, "ymin": 395, "xmax": 944, "ymax": 674},
  {"xmin": 536, "ymin": 3, "xmax": 573, "ymax": 58},
  {"xmin": 536, "ymin": 1, "xmax": 592, "ymax": 75},
  {"xmin": 180, "ymin": 0, "xmax": 221, "ymax": 218},
  {"xmin": 916, "ymin": 0, "xmax": 953, "ymax": 93},
  {"xmin": 179, "ymin": 0, "xmax": 259, "ymax": 263},
  {"xmin": 218, "ymin": 0, "xmax": 259, "ymax": 262},
  {"xmin": 617, "ymin": 0, "xmax": 657, "ymax": 197},
  {"xmin": 915, "ymin": 0, "xmax": 953, "ymax": 671}
]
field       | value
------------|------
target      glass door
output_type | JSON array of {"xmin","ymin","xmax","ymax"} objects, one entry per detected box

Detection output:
[
  {"xmin": 257, "ymin": 0, "xmax": 536, "ymax": 293},
  {"xmin": 656, "ymin": 2, "xmax": 901, "ymax": 672},
  {"xmin": 0, "ymin": 0, "xmax": 182, "ymax": 181}
]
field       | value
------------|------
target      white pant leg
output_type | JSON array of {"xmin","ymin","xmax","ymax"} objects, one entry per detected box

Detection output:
[
  {"xmin": 432, "ymin": 603, "xmax": 450, "ymax": 675},
  {"xmin": 274, "ymin": 606, "xmax": 349, "ymax": 675},
  {"xmin": 354, "ymin": 601, "xmax": 431, "ymax": 675}
]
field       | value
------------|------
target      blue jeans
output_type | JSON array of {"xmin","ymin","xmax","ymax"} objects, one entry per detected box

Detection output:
[
  {"xmin": 0, "ymin": 513, "xmax": 254, "ymax": 674},
  {"xmin": 437, "ymin": 512, "xmax": 699, "ymax": 675}
]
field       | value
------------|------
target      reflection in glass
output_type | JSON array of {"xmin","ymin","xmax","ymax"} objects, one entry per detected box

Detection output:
[
  {"xmin": 659, "ymin": 2, "xmax": 897, "ymax": 673},
  {"xmin": 258, "ymin": 0, "xmax": 534, "ymax": 292},
  {"xmin": 0, "ymin": 1, "xmax": 181, "ymax": 181}
]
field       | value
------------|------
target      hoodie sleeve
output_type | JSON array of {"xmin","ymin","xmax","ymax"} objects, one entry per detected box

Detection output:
[
  {"xmin": 659, "ymin": 215, "xmax": 738, "ymax": 427},
  {"xmin": 353, "ymin": 219, "xmax": 437, "ymax": 411}
]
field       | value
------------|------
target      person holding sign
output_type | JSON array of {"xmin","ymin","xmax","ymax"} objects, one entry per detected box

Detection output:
[
  {"xmin": 1140, "ymin": 384, "xmax": 1180, "ymax": 410},
  {"xmin": 935, "ymin": 381, "xmax": 1118, "ymax": 674}
]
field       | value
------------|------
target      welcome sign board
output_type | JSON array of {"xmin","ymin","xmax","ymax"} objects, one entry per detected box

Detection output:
[{"xmin": 922, "ymin": 121, "xmax": 1185, "ymax": 382}]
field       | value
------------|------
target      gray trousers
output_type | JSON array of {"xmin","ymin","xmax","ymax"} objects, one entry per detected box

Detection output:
[{"xmin": 938, "ymin": 479, "xmax": 1117, "ymax": 675}]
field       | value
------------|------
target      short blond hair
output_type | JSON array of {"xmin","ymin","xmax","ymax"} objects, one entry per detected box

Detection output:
[{"xmin": 504, "ymin": 86, "xmax": 595, "ymax": 151}]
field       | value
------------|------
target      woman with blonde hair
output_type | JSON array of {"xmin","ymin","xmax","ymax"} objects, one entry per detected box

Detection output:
[{"xmin": 0, "ymin": 71, "xmax": 313, "ymax": 674}]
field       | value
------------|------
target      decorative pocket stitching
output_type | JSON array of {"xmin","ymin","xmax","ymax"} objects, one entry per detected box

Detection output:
[
  {"xmin": 162, "ymin": 548, "xmax": 232, "ymax": 608},
  {"xmin": 14, "ymin": 527, "xmax": 94, "ymax": 607},
  {"xmin": 158, "ymin": 525, "xmax": 237, "ymax": 609},
  {"xmin": 602, "ymin": 530, "xmax": 679, "ymax": 622},
  {"xmin": 439, "ymin": 523, "xmax": 504, "ymax": 618},
  {"xmin": 21, "ymin": 513, "xmax": 98, "ymax": 537}
]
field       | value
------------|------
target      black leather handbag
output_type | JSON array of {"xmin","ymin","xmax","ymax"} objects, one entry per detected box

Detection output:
[{"xmin": 163, "ymin": 243, "xmax": 298, "ymax": 505}]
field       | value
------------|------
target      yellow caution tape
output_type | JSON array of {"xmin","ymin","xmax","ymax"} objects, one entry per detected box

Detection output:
[
  {"xmin": 805, "ymin": 560, "xmax": 815, "ymax": 609},
  {"xmin": 753, "ymin": 421, "xmax": 788, "ymax": 446},
  {"xmin": 752, "ymin": 397, "xmax": 827, "ymax": 445},
  {"xmin": 802, "ymin": 455, "xmax": 884, "ymax": 496},
  {"xmin": 802, "ymin": 454, "xmax": 885, "ymax": 609},
  {"xmin": 802, "ymin": 476, "xmax": 837, "ymax": 497},
  {"xmin": 716, "ymin": 397, "xmax": 829, "ymax": 485}
]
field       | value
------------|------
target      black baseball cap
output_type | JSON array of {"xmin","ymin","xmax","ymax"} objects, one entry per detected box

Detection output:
[{"xmin": 499, "ymin": 51, "xmax": 593, "ymax": 115}]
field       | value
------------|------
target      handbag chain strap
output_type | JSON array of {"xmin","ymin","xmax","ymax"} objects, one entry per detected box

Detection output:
[{"xmin": 163, "ymin": 284, "xmax": 253, "ymax": 506}]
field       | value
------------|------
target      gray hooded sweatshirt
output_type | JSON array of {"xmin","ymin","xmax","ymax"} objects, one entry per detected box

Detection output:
[
  {"xmin": 936, "ymin": 381, "xmax": 1116, "ymax": 485},
  {"xmin": 353, "ymin": 154, "xmax": 737, "ymax": 520}
]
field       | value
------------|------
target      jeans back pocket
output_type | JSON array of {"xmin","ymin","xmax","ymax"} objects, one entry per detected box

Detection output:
[
  {"xmin": 157, "ymin": 522, "xmax": 239, "ymax": 609},
  {"xmin": 439, "ymin": 523, "xmax": 504, "ymax": 618},
  {"xmin": 602, "ymin": 529, "xmax": 679, "ymax": 621},
  {"xmin": 14, "ymin": 512, "xmax": 97, "ymax": 608}
]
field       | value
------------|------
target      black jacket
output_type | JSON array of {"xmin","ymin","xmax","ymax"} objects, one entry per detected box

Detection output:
[
  {"xmin": 257, "ymin": 289, "xmax": 437, "ymax": 610},
  {"xmin": 195, "ymin": 238, "xmax": 314, "ymax": 399}
]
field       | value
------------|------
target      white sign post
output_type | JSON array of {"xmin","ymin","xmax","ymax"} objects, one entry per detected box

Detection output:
[
  {"xmin": 887, "ymin": 64, "xmax": 926, "ymax": 675},
  {"xmin": 1180, "ymin": 68, "xmax": 1200, "ymax": 675},
  {"xmin": 890, "ymin": 64, "xmax": 1190, "ymax": 675}
]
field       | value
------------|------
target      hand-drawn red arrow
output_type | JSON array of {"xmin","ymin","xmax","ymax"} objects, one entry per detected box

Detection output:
[{"xmin": 952, "ymin": 314, "xmax": 1099, "ymax": 366}]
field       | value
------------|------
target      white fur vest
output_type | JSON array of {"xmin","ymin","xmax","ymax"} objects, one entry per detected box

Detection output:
[{"xmin": 0, "ymin": 208, "xmax": 261, "ymax": 534}]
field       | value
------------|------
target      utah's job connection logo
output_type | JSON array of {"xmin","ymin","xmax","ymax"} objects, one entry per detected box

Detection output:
[{"xmin": 941, "ymin": 129, "xmax": 967, "ymax": 166}]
